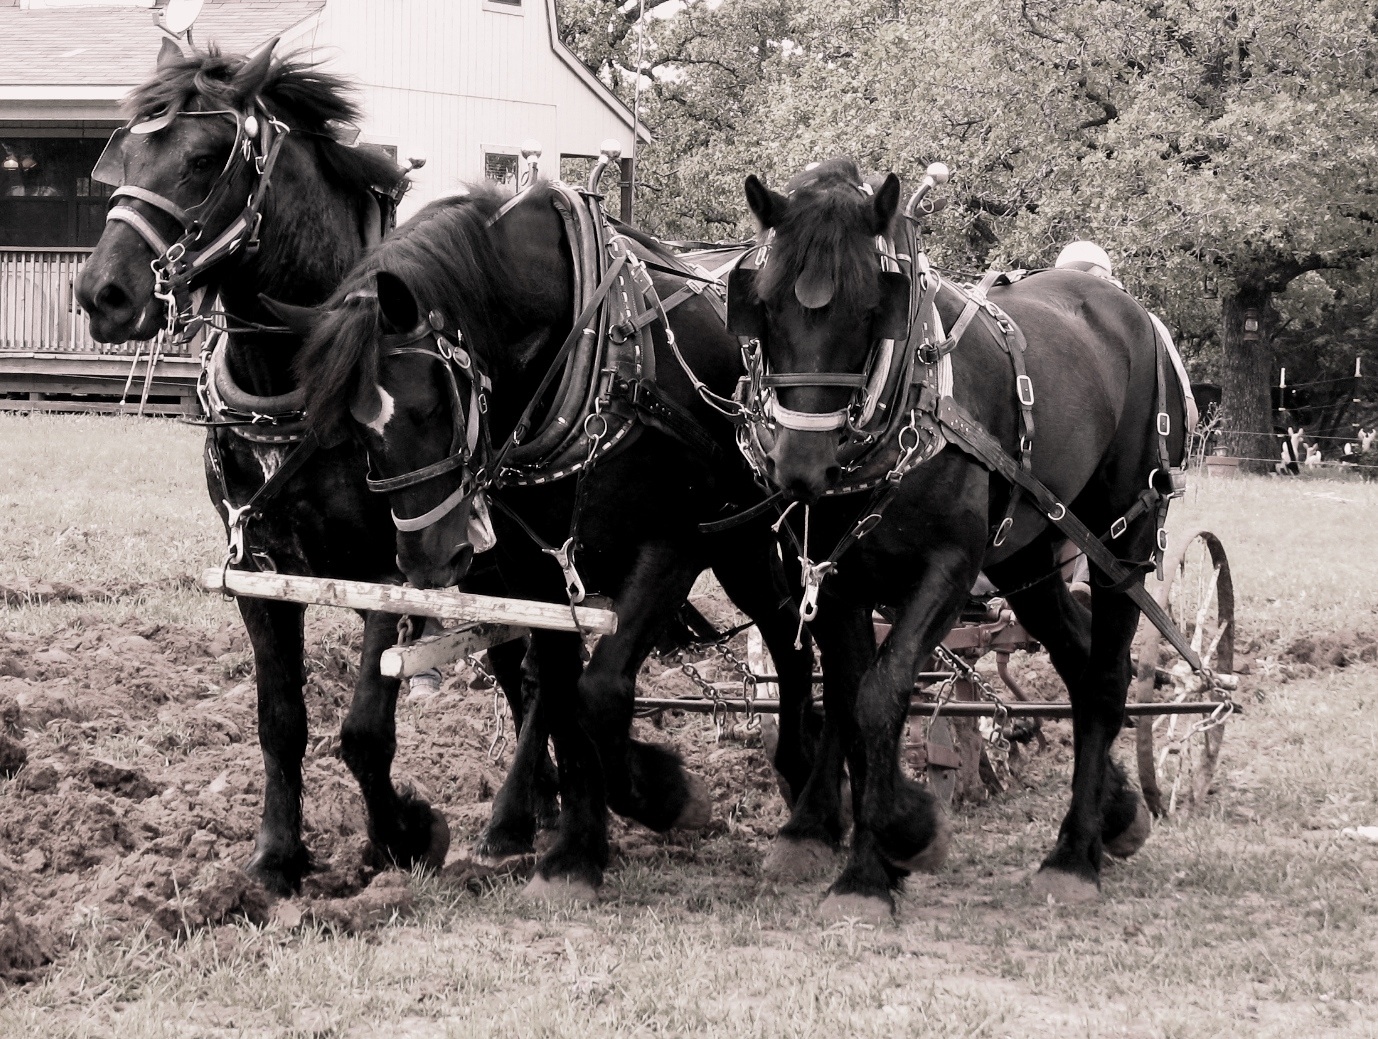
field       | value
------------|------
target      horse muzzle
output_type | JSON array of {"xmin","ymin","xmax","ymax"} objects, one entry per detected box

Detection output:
[
  {"xmin": 765, "ymin": 427, "xmax": 842, "ymax": 504},
  {"xmin": 397, "ymin": 538, "xmax": 475, "ymax": 590}
]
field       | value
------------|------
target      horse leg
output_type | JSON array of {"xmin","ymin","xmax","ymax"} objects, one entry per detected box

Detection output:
[
  {"xmin": 822, "ymin": 546, "xmax": 977, "ymax": 919},
  {"xmin": 765, "ymin": 593, "xmax": 871, "ymax": 881},
  {"xmin": 524, "ymin": 629, "xmax": 605, "ymax": 899},
  {"xmin": 996, "ymin": 543, "xmax": 1150, "ymax": 859},
  {"xmin": 475, "ymin": 637, "xmax": 559, "ymax": 864},
  {"xmin": 581, "ymin": 545, "xmax": 711, "ymax": 833},
  {"xmin": 460, "ymin": 556, "xmax": 562, "ymax": 830},
  {"xmin": 1037, "ymin": 575, "xmax": 1144, "ymax": 900},
  {"xmin": 340, "ymin": 610, "xmax": 450, "ymax": 871},
  {"xmin": 990, "ymin": 539, "xmax": 1151, "ymax": 900},
  {"xmin": 241, "ymin": 597, "xmax": 311, "ymax": 895},
  {"xmin": 709, "ymin": 530, "xmax": 819, "ymax": 807}
]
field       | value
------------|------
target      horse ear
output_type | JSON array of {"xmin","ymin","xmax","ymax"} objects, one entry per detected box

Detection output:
[
  {"xmin": 375, "ymin": 270, "xmax": 419, "ymax": 333},
  {"xmin": 258, "ymin": 294, "xmax": 318, "ymax": 338},
  {"xmin": 233, "ymin": 36, "xmax": 279, "ymax": 99},
  {"xmin": 793, "ymin": 263, "xmax": 835, "ymax": 309},
  {"xmin": 745, "ymin": 175, "xmax": 787, "ymax": 230},
  {"xmin": 157, "ymin": 36, "xmax": 183, "ymax": 70},
  {"xmin": 871, "ymin": 173, "xmax": 901, "ymax": 235}
]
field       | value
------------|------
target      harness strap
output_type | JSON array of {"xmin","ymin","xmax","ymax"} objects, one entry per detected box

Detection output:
[
  {"xmin": 611, "ymin": 378, "xmax": 721, "ymax": 459},
  {"xmin": 110, "ymin": 185, "xmax": 194, "ymax": 230},
  {"xmin": 391, "ymin": 478, "xmax": 476, "ymax": 533},
  {"xmin": 933, "ymin": 395, "xmax": 1203, "ymax": 671},
  {"xmin": 106, "ymin": 206, "xmax": 175, "ymax": 258},
  {"xmin": 219, "ymin": 431, "xmax": 320, "ymax": 567},
  {"xmin": 488, "ymin": 251, "xmax": 629, "ymax": 480},
  {"xmin": 367, "ymin": 451, "xmax": 469, "ymax": 494},
  {"xmin": 698, "ymin": 490, "xmax": 788, "ymax": 535}
]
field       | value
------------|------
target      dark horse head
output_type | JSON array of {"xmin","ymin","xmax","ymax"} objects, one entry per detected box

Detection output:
[
  {"xmin": 741, "ymin": 157, "xmax": 907, "ymax": 501},
  {"xmin": 76, "ymin": 39, "xmax": 400, "ymax": 342},
  {"xmin": 291, "ymin": 184, "xmax": 572, "ymax": 588}
]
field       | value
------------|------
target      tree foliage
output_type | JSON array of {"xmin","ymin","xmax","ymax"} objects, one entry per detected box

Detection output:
[{"xmin": 559, "ymin": 0, "xmax": 1378, "ymax": 433}]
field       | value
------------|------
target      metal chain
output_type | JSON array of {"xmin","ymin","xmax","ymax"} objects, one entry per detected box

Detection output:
[
  {"xmin": 714, "ymin": 641, "xmax": 759, "ymax": 731},
  {"xmin": 396, "ymin": 615, "xmax": 416, "ymax": 646},
  {"xmin": 675, "ymin": 653, "xmax": 727, "ymax": 742},
  {"xmin": 933, "ymin": 644, "xmax": 1013, "ymax": 762},
  {"xmin": 466, "ymin": 652, "xmax": 508, "ymax": 760}
]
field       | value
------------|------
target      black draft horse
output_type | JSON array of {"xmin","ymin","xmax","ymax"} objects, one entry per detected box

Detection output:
[
  {"xmin": 737, "ymin": 158, "xmax": 1185, "ymax": 914},
  {"xmin": 74, "ymin": 43, "xmax": 550, "ymax": 893},
  {"xmin": 290, "ymin": 184, "xmax": 823, "ymax": 897}
]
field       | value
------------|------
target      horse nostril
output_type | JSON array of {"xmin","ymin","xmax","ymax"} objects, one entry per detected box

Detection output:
[
  {"xmin": 96, "ymin": 282, "xmax": 129, "ymax": 312},
  {"xmin": 823, "ymin": 465, "xmax": 841, "ymax": 488}
]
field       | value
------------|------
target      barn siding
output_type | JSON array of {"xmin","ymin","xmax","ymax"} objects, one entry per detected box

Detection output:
[{"xmin": 286, "ymin": 0, "xmax": 637, "ymax": 217}]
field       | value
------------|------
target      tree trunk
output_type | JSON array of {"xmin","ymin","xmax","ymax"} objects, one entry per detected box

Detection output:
[{"xmin": 1220, "ymin": 284, "xmax": 1277, "ymax": 472}]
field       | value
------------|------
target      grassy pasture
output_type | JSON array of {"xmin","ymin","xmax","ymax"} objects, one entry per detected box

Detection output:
[{"xmin": 1, "ymin": 413, "xmax": 1377, "ymax": 1038}]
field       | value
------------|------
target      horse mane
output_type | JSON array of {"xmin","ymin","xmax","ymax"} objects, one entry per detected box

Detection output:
[
  {"xmin": 124, "ymin": 46, "xmax": 404, "ymax": 202},
  {"xmin": 753, "ymin": 157, "xmax": 889, "ymax": 314},
  {"xmin": 296, "ymin": 182, "xmax": 520, "ymax": 433}
]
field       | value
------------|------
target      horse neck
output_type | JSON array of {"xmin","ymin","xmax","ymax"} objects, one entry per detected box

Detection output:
[
  {"xmin": 481, "ymin": 206, "xmax": 575, "ymax": 441},
  {"xmin": 217, "ymin": 138, "xmax": 365, "ymax": 396}
]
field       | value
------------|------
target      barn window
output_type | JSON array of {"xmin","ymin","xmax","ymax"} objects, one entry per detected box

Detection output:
[
  {"xmin": 483, "ymin": 0, "xmax": 522, "ymax": 13},
  {"xmin": 483, "ymin": 149, "xmax": 519, "ymax": 187}
]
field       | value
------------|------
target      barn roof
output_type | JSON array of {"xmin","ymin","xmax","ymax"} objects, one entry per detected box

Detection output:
[{"xmin": 0, "ymin": 1, "xmax": 324, "ymax": 93}]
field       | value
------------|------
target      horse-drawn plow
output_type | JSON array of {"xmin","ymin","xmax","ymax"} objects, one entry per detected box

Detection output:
[{"xmin": 203, "ymin": 522, "xmax": 1239, "ymax": 821}]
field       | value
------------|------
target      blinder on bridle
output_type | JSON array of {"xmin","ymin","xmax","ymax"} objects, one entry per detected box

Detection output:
[
  {"xmin": 727, "ymin": 230, "xmax": 912, "ymax": 433},
  {"xmin": 357, "ymin": 301, "xmax": 493, "ymax": 534}
]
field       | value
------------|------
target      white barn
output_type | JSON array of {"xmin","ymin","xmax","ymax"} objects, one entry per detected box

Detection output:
[{"xmin": 0, "ymin": 0, "xmax": 645, "ymax": 358}]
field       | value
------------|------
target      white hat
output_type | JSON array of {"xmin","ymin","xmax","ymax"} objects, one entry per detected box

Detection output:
[{"xmin": 1055, "ymin": 241, "xmax": 1113, "ymax": 277}]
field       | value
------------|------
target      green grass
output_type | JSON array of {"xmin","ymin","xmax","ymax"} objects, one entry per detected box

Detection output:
[{"xmin": 2, "ymin": 416, "xmax": 1378, "ymax": 1037}]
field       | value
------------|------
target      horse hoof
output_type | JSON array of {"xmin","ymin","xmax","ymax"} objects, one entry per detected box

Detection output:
[
  {"xmin": 471, "ymin": 844, "xmax": 536, "ymax": 870},
  {"xmin": 521, "ymin": 873, "xmax": 598, "ymax": 904},
  {"xmin": 818, "ymin": 892, "xmax": 892, "ymax": 923},
  {"xmin": 886, "ymin": 807, "xmax": 950, "ymax": 874},
  {"xmin": 422, "ymin": 808, "xmax": 451, "ymax": 870},
  {"xmin": 672, "ymin": 773, "xmax": 712, "ymax": 831},
  {"xmin": 762, "ymin": 838, "xmax": 836, "ymax": 882},
  {"xmin": 1104, "ymin": 800, "xmax": 1152, "ymax": 859},
  {"xmin": 1030, "ymin": 867, "xmax": 1100, "ymax": 904}
]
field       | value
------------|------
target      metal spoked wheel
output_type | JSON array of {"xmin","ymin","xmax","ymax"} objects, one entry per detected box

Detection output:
[{"xmin": 1132, "ymin": 528, "xmax": 1235, "ymax": 817}]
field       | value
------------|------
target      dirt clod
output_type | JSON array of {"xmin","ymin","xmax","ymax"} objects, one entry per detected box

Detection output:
[
  {"xmin": 86, "ymin": 760, "xmax": 159, "ymax": 801},
  {"xmin": 0, "ymin": 733, "xmax": 27, "ymax": 777}
]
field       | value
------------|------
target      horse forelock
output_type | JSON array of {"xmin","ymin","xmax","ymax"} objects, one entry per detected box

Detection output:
[
  {"xmin": 754, "ymin": 170, "xmax": 883, "ymax": 316},
  {"xmin": 123, "ymin": 47, "xmax": 402, "ymax": 202},
  {"xmin": 296, "ymin": 185, "xmax": 519, "ymax": 433}
]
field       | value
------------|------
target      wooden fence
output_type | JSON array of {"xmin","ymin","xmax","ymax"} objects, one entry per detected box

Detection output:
[{"xmin": 0, "ymin": 246, "xmax": 166, "ymax": 355}]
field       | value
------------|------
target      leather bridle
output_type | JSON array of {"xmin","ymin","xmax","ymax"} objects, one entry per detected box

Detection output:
[
  {"xmin": 727, "ymin": 227, "xmax": 911, "ymax": 441},
  {"xmin": 359, "ymin": 306, "xmax": 491, "ymax": 534},
  {"xmin": 92, "ymin": 104, "xmax": 289, "ymax": 336}
]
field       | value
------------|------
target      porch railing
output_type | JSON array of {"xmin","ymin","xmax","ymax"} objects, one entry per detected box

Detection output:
[{"xmin": 0, "ymin": 247, "xmax": 169, "ymax": 355}]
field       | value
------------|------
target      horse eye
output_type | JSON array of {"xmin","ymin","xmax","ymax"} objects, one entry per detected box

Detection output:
[{"xmin": 189, "ymin": 155, "xmax": 216, "ymax": 174}]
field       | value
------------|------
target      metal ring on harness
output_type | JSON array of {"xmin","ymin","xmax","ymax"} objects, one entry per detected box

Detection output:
[
  {"xmin": 583, "ymin": 412, "xmax": 609, "ymax": 440},
  {"xmin": 1047, "ymin": 502, "xmax": 1066, "ymax": 522},
  {"xmin": 993, "ymin": 515, "xmax": 1013, "ymax": 547}
]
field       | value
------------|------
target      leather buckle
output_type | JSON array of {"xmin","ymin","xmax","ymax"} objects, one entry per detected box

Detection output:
[
  {"xmin": 1157, "ymin": 527, "xmax": 1169, "ymax": 552},
  {"xmin": 1017, "ymin": 375, "xmax": 1035, "ymax": 407},
  {"xmin": 1110, "ymin": 516, "xmax": 1128, "ymax": 540},
  {"xmin": 1157, "ymin": 412, "xmax": 1171, "ymax": 436}
]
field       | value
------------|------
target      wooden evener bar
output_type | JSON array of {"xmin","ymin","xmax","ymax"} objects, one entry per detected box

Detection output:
[
  {"xmin": 200, "ymin": 569, "xmax": 618, "ymax": 635},
  {"xmin": 380, "ymin": 623, "xmax": 529, "ymax": 678}
]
